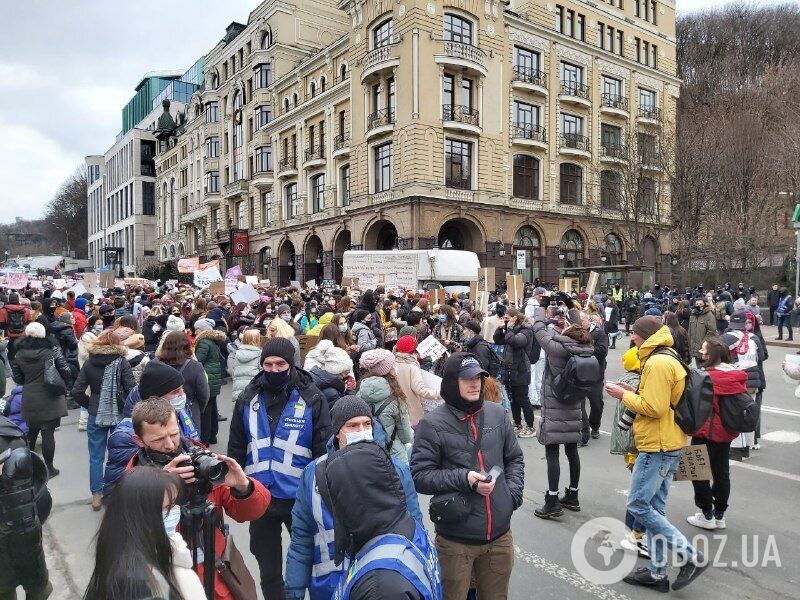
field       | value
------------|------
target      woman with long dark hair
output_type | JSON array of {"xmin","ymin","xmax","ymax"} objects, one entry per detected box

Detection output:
[
  {"xmin": 84, "ymin": 466, "xmax": 204, "ymax": 600},
  {"xmin": 155, "ymin": 331, "xmax": 209, "ymax": 438},
  {"xmin": 664, "ymin": 311, "xmax": 691, "ymax": 364}
]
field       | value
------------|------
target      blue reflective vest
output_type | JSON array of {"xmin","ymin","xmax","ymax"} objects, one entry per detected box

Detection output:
[
  {"xmin": 334, "ymin": 523, "xmax": 442, "ymax": 600},
  {"xmin": 307, "ymin": 456, "xmax": 340, "ymax": 599},
  {"xmin": 244, "ymin": 390, "xmax": 313, "ymax": 499}
]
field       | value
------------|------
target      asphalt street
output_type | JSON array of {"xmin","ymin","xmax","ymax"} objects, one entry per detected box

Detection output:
[{"xmin": 33, "ymin": 338, "xmax": 800, "ymax": 599}]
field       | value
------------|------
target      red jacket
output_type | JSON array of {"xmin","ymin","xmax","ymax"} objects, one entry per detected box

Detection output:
[
  {"xmin": 72, "ymin": 308, "xmax": 87, "ymax": 338},
  {"xmin": 694, "ymin": 367, "xmax": 747, "ymax": 443},
  {"xmin": 0, "ymin": 305, "xmax": 31, "ymax": 338},
  {"xmin": 125, "ymin": 448, "xmax": 270, "ymax": 599}
]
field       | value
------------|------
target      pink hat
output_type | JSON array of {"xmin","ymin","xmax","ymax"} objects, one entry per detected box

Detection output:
[
  {"xmin": 114, "ymin": 327, "xmax": 135, "ymax": 343},
  {"xmin": 359, "ymin": 349, "xmax": 396, "ymax": 376}
]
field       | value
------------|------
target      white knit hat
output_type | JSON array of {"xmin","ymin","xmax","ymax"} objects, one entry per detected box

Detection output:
[
  {"xmin": 194, "ymin": 318, "xmax": 215, "ymax": 331},
  {"xmin": 166, "ymin": 314, "xmax": 185, "ymax": 332},
  {"xmin": 25, "ymin": 322, "xmax": 46, "ymax": 338},
  {"xmin": 322, "ymin": 345, "xmax": 354, "ymax": 375}
]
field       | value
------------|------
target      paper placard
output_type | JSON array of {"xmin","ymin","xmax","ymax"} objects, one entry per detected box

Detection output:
[
  {"xmin": 289, "ymin": 280, "xmax": 301, "ymax": 289},
  {"xmin": 177, "ymin": 257, "xmax": 199, "ymax": 273},
  {"xmin": 225, "ymin": 278, "xmax": 239, "ymax": 294},
  {"xmin": 305, "ymin": 279, "xmax": 316, "ymax": 289},
  {"xmin": 420, "ymin": 369, "xmax": 442, "ymax": 397},
  {"xmin": 259, "ymin": 279, "xmax": 271, "ymax": 286},
  {"xmin": 52, "ymin": 278, "xmax": 68, "ymax": 290},
  {"xmin": 342, "ymin": 253, "xmax": 418, "ymax": 290},
  {"xmin": 674, "ymin": 445, "xmax": 713, "ymax": 482},
  {"xmin": 194, "ymin": 266, "xmax": 223, "ymax": 288},
  {"xmin": 322, "ymin": 279, "xmax": 336, "ymax": 290},
  {"xmin": 231, "ymin": 284, "xmax": 260, "ymax": 305},
  {"xmin": 416, "ymin": 335, "xmax": 448, "ymax": 362},
  {"xmin": 6, "ymin": 273, "xmax": 28, "ymax": 289},
  {"xmin": 29, "ymin": 280, "xmax": 42, "ymax": 290},
  {"xmin": 506, "ymin": 274, "xmax": 524, "ymax": 307},
  {"xmin": 516, "ymin": 250, "xmax": 526, "ymax": 270},
  {"xmin": 586, "ymin": 271, "xmax": 600, "ymax": 299},
  {"xmin": 245, "ymin": 275, "xmax": 259, "ymax": 285},
  {"xmin": 208, "ymin": 281, "xmax": 225, "ymax": 296},
  {"xmin": 69, "ymin": 282, "xmax": 87, "ymax": 296}
]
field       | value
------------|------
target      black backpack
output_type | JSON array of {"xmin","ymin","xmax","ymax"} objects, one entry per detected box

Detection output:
[
  {"xmin": 719, "ymin": 391, "xmax": 759, "ymax": 433},
  {"xmin": 485, "ymin": 344, "xmax": 502, "ymax": 378},
  {"xmin": 651, "ymin": 348, "xmax": 714, "ymax": 434},
  {"xmin": 527, "ymin": 334, "xmax": 541, "ymax": 365},
  {"xmin": 552, "ymin": 347, "xmax": 600, "ymax": 403},
  {"xmin": 7, "ymin": 309, "xmax": 25, "ymax": 336}
]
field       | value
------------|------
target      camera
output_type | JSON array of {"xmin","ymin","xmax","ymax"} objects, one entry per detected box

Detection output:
[{"xmin": 183, "ymin": 447, "xmax": 228, "ymax": 484}]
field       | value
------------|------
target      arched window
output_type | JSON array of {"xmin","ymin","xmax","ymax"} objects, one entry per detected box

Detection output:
[
  {"xmin": 261, "ymin": 30, "xmax": 271, "ymax": 49},
  {"xmin": 310, "ymin": 82, "xmax": 316, "ymax": 98},
  {"xmin": 292, "ymin": 93, "xmax": 298, "ymax": 107},
  {"xmin": 560, "ymin": 229, "xmax": 584, "ymax": 269},
  {"xmin": 210, "ymin": 73, "xmax": 219, "ymax": 90},
  {"xmin": 284, "ymin": 98, "xmax": 290, "ymax": 112},
  {"xmin": 161, "ymin": 246, "xmax": 167, "ymax": 260},
  {"xmin": 444, "ymin": 13, "xmax": 473, "ymax": 45},
  {"xmin": 512, "ymin": 226, "xmax": 542, "ymax": 283},
  {"xmin": 513, "ymin": 155, "xmax": 539, "ymax": 200},
  {"xmin": 601, "ymin": 170, "xmax": 621, "ymax": 209},
  {"xmin": 373, "ymin": 19, "xmax": 393, "ymax": 48},
  {"xmin": 340, "ymin": 64, "xmax": 347, "ymax": 81},
  {"xmin": 178, "ymin": 242, "xmax": 185, "ymax": 257},
  {"xmin": 559, "ymin": 163, "xmax": 583, "ymax": 205},
  {"xmin": 604, "ymin": 233, "xmax": 623, "ymax": 265},
  {"xmin": 169, "ymin": 245, "xmax": 176, "ymax": 258},
  {"xmin": 320, "ymin": 76, "xmax": 326, "ymax": 92}
]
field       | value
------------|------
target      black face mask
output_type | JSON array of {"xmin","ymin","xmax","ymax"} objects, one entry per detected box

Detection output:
[
  {"xmin": 693, "ymin": 306, "xmax": 703, "ymax": 314},
  {"xmin": 142, "ymin": 445, "xmax": 181, "ymax": 467},
  {"xmin": 263, "ymin": 368, "xmax": 291, "ymax": 389}
]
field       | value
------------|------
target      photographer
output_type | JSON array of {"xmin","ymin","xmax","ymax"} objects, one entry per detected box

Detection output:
[
  {"xmin": 492, "ymin": 308, "xmax": 535, "ymax": 437},
  {"xmin": 126, "ymin": 397, "xmax": 270, "ymax": 600}
]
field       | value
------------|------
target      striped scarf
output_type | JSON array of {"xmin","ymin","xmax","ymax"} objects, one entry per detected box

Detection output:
[{"xmin": 96, "ymin": 358, "xmax": 122, "ymax": 428}]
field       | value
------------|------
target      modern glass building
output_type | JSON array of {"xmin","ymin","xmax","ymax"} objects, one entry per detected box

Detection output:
[{"xmin": 152, "ymin": 57, "xmax": 206, "ymax": 111}]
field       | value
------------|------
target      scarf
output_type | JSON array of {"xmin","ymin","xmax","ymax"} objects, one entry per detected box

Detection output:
[
  {"xmin": 96, "ymin": 357, "xmax": 122, "ymax": 428},
  {"xmin": 734, "ymin": 331, "xmax": 750, "ymax": 356}
]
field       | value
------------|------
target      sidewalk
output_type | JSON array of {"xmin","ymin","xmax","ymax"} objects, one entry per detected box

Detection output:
[{"xmin": 759, "ymin": 324, "xmax": 800, "ymax": 350}]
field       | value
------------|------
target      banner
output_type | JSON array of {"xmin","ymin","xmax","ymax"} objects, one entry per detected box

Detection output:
[
  {"xmin": 177, "ymin": 257, "xmax": 200, "ymax": 273},
  {"xmin": 225, "ymin": 264, "xmax": 243, "ymax": 279},
  {"xmin": 6, "ymin": 273, "xmax": 28, "ymax": 289},
  {"xmin": 198, "ymin": 260, "xmax": 220, "ymax": 272},
  {"xmin": 231, "ymin": 230, "xmax": 250, "ymax": 257},
  {"xmin": 245, "ymin": 275, "xmax": 259, "ymax": 285}
]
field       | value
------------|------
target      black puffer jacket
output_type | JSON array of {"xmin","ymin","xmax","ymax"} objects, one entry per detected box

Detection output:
[
  {"xmin": 463, "ymin": 335, "xmax": 496, "ymax": 376},
  {"xmin": 411, "ymin": 352, "xmax": 525, "ymax": 544},
  {"xmin": 49, "ymin": 320, "xmax": 79, "ymax": 375},
  {"xmin": 309, "ymin": 366, "xmax": 350, "ymax": 410},
  {"xmin": 493, "ymin": 321, "xmax": 534, "ymax": 387},
  {"xmin": 11, "ymin": 336, "xmax": 72, "ymax": 426},
  {"xmin": 71, "ymin": 344, "xmax": 136, "ymax": 417}
]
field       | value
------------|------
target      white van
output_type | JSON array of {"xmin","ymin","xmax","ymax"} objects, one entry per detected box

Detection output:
[{"xmin": 342, "ymin": 249, "xmax": 480, "ymax": 291}]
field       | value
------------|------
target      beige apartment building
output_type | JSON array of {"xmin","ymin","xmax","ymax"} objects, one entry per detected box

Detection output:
[{"xmin": 154, "ymin": 0, "xmax": 679, "ymax": 288}]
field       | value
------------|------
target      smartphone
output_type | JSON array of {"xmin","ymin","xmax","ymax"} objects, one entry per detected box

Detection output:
[{"xmin": 488, "ymin": 466, "xmax": 503, "ymax": 481}]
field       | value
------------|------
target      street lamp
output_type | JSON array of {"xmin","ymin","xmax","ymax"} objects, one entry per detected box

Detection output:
[
  {"xmin": 50, "ymin": 223, "xmax": 70, "ymax": 257},
  {"xmin": 498, "ymin": 240, "xmax": 506, "ymax": 257}
]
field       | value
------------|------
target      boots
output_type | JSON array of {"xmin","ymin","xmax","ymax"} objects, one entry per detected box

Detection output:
[
  {"xmin": 534, "ymin": 491, "xmax": 563, "ymax": 519},
  {"xmin": 91, "ymin": 493, "xmax": 102, "ymax": 511},
  {"xmin": 46, "ymin": 464, "xmax": 59, "ymax": 479},
  {"xmin": 559, "ymin": 487, "xmax": 581, "ymax": 511}
]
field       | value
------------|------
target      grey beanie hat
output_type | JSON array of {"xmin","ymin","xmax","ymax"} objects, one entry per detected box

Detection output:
[
  {"xmin": 330, "ymin": 395, "xmax": 372, "ymax": 436},
  {"xmin": 276, "ymin": 304, "xmax": 291, "ymax": 316}
]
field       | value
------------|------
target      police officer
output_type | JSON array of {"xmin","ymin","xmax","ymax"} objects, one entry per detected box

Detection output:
[
  {"xmin": 0, "ymin": 414, "xmax": 52, "ymax": 600},
  {"xmin": 228, "ymin": 337, "xmax": 331, "ymax": 599}
]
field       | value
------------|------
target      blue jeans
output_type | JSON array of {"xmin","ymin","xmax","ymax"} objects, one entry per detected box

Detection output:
[
  {"xmin": 87, "ymin": 415, "xmax": 111, "ymax": 494},
  {"xmin": 627, "ymin": 451, "xmax": 696, "ymax": 577}
]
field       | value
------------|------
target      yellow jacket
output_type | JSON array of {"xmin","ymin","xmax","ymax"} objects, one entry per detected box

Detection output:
[
  {"xmin": 621, "ymin": 325, "xmax": 687, "ymax": 452},
  {"xmin": 306, "ymin": 311, "xmax": 334, "ymax": 337}
]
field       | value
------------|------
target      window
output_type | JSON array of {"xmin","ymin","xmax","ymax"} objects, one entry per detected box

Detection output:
[
  {"xmin": 513, "ymin": 101, "xmax": 540, "ymax": 139},
  {"xmin": 599, "ymin": 23, "xmax": 621, "ymax": 53},
  {"xmin": 388, "ymin": 78, "xmax": 396, "ymax": 116},
  {"xmin": 284, "ymin": 98, "xmax": 290, "ymax": 112},
  {"xmin": 204, "ymin": 137, "xmax": 219, "ymax": 158},
  {"xmin": 308, "ymin": 125, "xmax": 315, "ymax": 151},
  {"xmin": 559, "ymin": 163, "xmax": 583, "ymax": 204},
  {"xmin": 142, "ymin": 182, "xmax": 155, "ymax": 215},
  {"xmin": 320, "ymin": 76, "xmax": 326, "ymax": 92},
  {"xmin": 560, "ymin": 113, "xmax": 582, "ymax": 136},
  {"xmin": 639, "ymin": 87, "xmax": 656, "ymax": 110},
  {"xmin": 514, "ymin": 46, "xmax": 540, "ymax": 76},
  {"xmin": 560, "ymin": 62, "xmax": 582, "ymax": 87},
  {"xmin": 310, "ymin": 82, "xmax": 316, "ymax": 98},
  {"xmin": 638, "ymin": 132, "xmax": 658, "ymax": 162},
  {"xmin": 205, "ymin": 101, "xmax": 219, "ymax": 123},
  {"xmin": 560, "ymin": 229, "xmax": 584, "ymax": 268},
  {"xmin": 311, "ymin": 174, "xmax": 326, "ymax": 213},
  {"xmin": 635, "ymin": 37, "xmax": 641, "ymax": 63},
  {"xmin": 556, "ymin": 5, "xmax": 563, "ymax": 32},
  {"xmin": 255, "ymin": 147, "xmax": 272, "ymax": 172},
  {"xmin": 513, "ymin": 155, "xmax": 539, "ymax": 200},
  {"xmin": 340, "ymin": 64, "xmax": 347, "ymax": 81},
  {"xmin": 602, "ymin": 76, "xmax": 622, "ymax": 100},
  {"xmin": 254, "ymin": 105, "xmax": 271, "ymax": 130},
  {"xmin": 373, "ymin": 19, "xmax": 393, "ymax": 48},
  {"xmin": 262, "ymin": 191, "xmax": 273, "ymax": 225},
  {"xmin": 637, "ymin": 176, "xmax": 656, "ymax": 214},
  {"xmin": 338, "ymin": 110, "xmax": 346, "ymax": 136},
  {"xmin": 261, "ymin": 30, "xmax": 271, "ymax": 49},
  {"xmin": 443, "ymin": 74, "xmax": 454, "ymax": 108},
  {"xmin": 604, "ymin": 233, "xmax": 623, "ymax": 264},
  {"xmin": 204, "ymin": 171, "xmax": 219, "ymax": 193},
  {"xmin": 601, "ymin": 123, "xmax": 622, "ymax": 149},
  {"xmin": 651, "ymin": 44, "xmax": 658, "ymax": 69},
  {"xmin": 651, "ymin": 0, "xmax": 658, "ymax": 24},
  {"xmin": 445, "ymin": 139, "xmax": 472, "ymax": 190},
  {"xmin": 213, "ymin": 208, "xmax": 220, "ymax": 231},
  {"xmin": 285, "ymin": 183, "xmax": 298, "ymax": 218},
  {"xmin": 340, "ymin": 165, "xmax": 350, "ymax": 206},
  {"xmin": 319, "ymin": 119, "xmax": 325, "ymax": 152},
  {"xmin": 292, "ymin": 93, "xmax": 298, "ymax": 107},
  {"xmin": 374, "ymin": 142, "xmax": 392, "ymax": 192},
  {"xmin": 237, "ymin": 201, "xmax": 246, "ymax": 228},
  {"xmin": 255, "ymin": 63, "xmax": 271, "ymax": 88},
  {"xmin": 601, "ymin": 170, "xmax": 621, "ymax": 209},
  {"xmin": 616, "ymin": 30, "xmax": 624, "ymax": 56},
  {"xmin": 576, "ymin": 14, "xmax": 585, "ymax": 41},
  {"xmin": 444, "ymin": 14, "xmax": 473, "ymax": 45}
]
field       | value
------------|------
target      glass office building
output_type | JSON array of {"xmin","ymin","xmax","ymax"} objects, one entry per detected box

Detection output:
[{"xmin": 152, "ymin": 58, "xmax": 206, "ymax": 112}]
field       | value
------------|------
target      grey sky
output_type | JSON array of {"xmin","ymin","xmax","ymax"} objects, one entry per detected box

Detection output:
[{"xmin": 0, "ymin": 0, "xmax": 793, "ymax": 223}]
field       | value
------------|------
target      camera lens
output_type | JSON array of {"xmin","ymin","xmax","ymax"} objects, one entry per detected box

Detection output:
[{"xmin": 193, "ymin": 453, "xmax": 229, "ymax": 484}]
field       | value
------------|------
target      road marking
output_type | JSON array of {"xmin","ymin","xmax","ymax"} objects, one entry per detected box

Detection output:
[
  {"xmin": 760, "ymin": 430, "xmax": 800, "ymax": 443},
  {"xmin": 762, "ymin": 405, "xmax": 800, "ymax": 418},
  {"xmin": 514, "ymin": 545, "xmax": 634, "ymax": 600},
  {"xmin": 614, "ymin": 489, "xmax": 629, "ymax": 497},
  {"xmin": 729, "ymin": 461, "xmax": 800, "ymax": 482}
]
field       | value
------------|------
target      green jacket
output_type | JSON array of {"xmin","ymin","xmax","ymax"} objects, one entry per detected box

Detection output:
[{"xmin": 194, "ymin": 329, "xmax": 227, "ymax": 398}]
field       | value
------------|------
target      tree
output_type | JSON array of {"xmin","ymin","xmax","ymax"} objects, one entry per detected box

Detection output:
[{"xmin": 43, "ymin": 166, "xmax": 88, "ymax": 258}]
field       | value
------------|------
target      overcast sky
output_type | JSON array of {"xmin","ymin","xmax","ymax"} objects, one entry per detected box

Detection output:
[{"xmin": 0, "ymin": 0, "xmax": 790, "ymax": 223}]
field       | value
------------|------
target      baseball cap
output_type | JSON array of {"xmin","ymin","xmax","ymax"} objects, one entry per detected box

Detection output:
[{"xmin": 458, "ymin": 355, "xmax": 488, "ymax": 379}]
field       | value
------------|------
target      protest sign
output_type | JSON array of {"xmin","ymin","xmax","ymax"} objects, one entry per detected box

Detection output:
[
  {"xmin": 305, "ymin": 279, "xmax": 316, "ymax": 289},
  {"xmin": 208, "ymin": 281, "xmax": 225, "ymax": 296},
  {"xmin": 225, "ymin": 265, "xmax": 243, "ymax": 279},
  {"xmin": 416, "ymin": 336, "xmax": 448, "ymax": 362},
  {"xmin": 98, "ymin": 270, "xmax": 115, "ymax": 290},
  {"xmin": 83, "ymin": 273, "xmax": 100, "ymax": 294},
  {"xmin": 194, "ymin": 266, "xmax": 223, "ymax": 288},
  {"xmin": 516, "ymin": 250, "xmax": 526, "ymax": 270},
  {"xmin": 341, "ymin": 276, "xmax": 359, "ymax": 289},
  {"xmin": 225, "ymin": 278, "xmax": 239, "ymax": 294},
  {"xmin": 674, "ymin": 445, "xmax": 713, "ymax": 482},
  {"xmin": 231, "ymin": 284, "xmax": 260, "ymax": 305},
  {"xmin": 69, "ymin": 282, "xmax": 87, "ymax": 297},
  {"xmin": 289, "ymin": 280, "xmax": 302, "ymax": 289},
  {"xmin": 177, "ymin": 258, "xmax": 200, "ymax": 273},
  {"xmin": 420, "ymin": 370, "xmax": 442, "ymax": 397},
  {"xmin": 6, "ymin": 273, "xmax": 28, "ymax": 289},
  {"xmin": 506, "ymin": 273, "xmax": 524, "ymax": 306},
  {"xmin": 259, "ymin": 279, "xmax": 271, "ymax": 286},
  {"xmin": 29, "ymin": 280, "xmax": 42, "ymax": 290},
  {"xmin": 586, "ymin": 271, "xmax": 600, "ymax": 299},
  {"xmin": 430, "ymin": 288, "xmax": 445, "ymax": 306},
  {"xmin": 559, "ymin": 277, "xmax": 580, "ymax": 294},
  {"xmin": 342, "ymin": 252, "xmax": 417, "ymax": 290},
  {"xmin": 470, "ymin": 267, "xmax": 495, "ymax": 307},
  {"xmin": 245, "ymin": 275, "xmax": 259, "ymax": 285},
  {"xmin": 52, "ymin": 278, "xmax": 68, "ymax": 290}
]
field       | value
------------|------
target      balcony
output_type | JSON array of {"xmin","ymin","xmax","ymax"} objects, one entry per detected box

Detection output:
[
  {"xmin": 600, "ymin": 94, "xmax": 630, "ymax": 117},
  {"xmin": 511, "ymin": 67, "xmax": 548, "ymax": 96},
  {"xmin": 442, "ymin": 104, "xmax": 481, "ymax": 134},
  {"xmin": 638, "ymin": 152, "xmax": 662, "ymax": 171},
  {"xmin": 332, "ymin": 133, "xmax": 350, "ymax": 158},
  {"xmin": 637, "ymin": 106, "xmax": 662, "ymax": 126},
  {"xmin": 511, "ymin": 123, "xmax": 547, "ymax": 151},
  {"xmin": 600, "ymin": 144, "xmax": 628, "ymax": 163},
  {"xmin": 277, "ymin": 155, "xmax": 298, "ymax": 178},
  {"xmin": 251, "ymin": 169, "xmax": 275, "ymax": 189},
  {"xmin": 435, "ymin": 41, "xmax": 487, "ymax": 77},
  {"xmin": 203, "ymin": 157, "xmax": 219, "ymax": 172},
  {"xmin": 223, "ymin": 179, "xmax": 248, "ymax": 199},
  {"xmin": 366, "ymin": 108, "xmax": 395, "ymax": 139},
  {"xmin": 304, "ymin": 146, "xmax": 326, "ymax": 169},
  {"xmin": 559, "ymin": 82, "xmax": 591, "ymax": 107},
  {"xmin": 361, "ymin": 43, "xmax": 400, "ymax": 83},
  {"xmin": 445, "ymin": 176, "xmax": 472, "ymax": 191},
  {"xmin": 559, "ymin": 133, "xmax": 591, "ymax": 158},
  {"xmin": 181, "ymin": 205, "xmax": 207, "ymax": 225}
]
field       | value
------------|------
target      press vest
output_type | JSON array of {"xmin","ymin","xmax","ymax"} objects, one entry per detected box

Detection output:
[
  {"xmin": 334, "ymin": 523, "xmax": 442, "ymax": 600},
  {"xmin": 307, "ymin": 456, "xmax": 340, "ymax": 599},
  {"xmin": 244, "ymin": 389, "xmax": 313, "ymax": 499},
  {"xmin": 613, "ymin": 287, "xmax": 623, "ymax": 303}
]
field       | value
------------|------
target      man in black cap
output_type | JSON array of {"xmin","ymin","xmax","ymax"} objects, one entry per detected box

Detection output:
[
  {"xmin": 412, "ymin": 352, "xmax": 524, "ymax": 600},
  {"xmin": 228, "ymin": 337, "xmax": 330, "ymax": 599}
]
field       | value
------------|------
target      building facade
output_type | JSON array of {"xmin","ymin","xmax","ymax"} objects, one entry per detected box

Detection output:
[{"xmin": 155, "ymin": 0, "xmax": 679, "ymax": 288}]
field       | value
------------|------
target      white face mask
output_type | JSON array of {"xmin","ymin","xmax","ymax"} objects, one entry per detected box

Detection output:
[
  {"xmin": 168, "ymin": 394, "xmax": 187, "ymax": 412},
  {"xmin": 344, "ymin": 429, "xmax": 373, "ymax": 446},
  {"xmin": 162, "ymin": 505, "xmax": 181, "ymax": 537}
]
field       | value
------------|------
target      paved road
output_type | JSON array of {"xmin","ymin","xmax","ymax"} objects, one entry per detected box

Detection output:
[{"xmin": 35, "ymin": 341, "xmax": 800, "ymax": 599}]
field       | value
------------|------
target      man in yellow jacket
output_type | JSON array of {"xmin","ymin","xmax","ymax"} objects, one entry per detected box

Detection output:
[{"xmin": 606, "ymin": 316, "xmax": 707, "ymax": 592}]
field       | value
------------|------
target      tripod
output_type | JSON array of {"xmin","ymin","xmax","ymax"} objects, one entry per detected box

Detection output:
[{"xmin": 181, "ymin": 481, "xmax": 218, "ymax": 600}]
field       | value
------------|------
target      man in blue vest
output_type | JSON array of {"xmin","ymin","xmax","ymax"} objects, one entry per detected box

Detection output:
[
  {"xmin": 228, "ymin": 337, "xmax": 331, "ymax": 599},
  {"xmin": 284, "ymin": 396, "xmax": 424, "ymax": 600}
]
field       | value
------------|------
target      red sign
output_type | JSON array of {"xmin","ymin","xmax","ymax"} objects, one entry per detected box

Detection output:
[{"xmin": 232, "ymin": 230, "xmax": 250, "ymax": 257}]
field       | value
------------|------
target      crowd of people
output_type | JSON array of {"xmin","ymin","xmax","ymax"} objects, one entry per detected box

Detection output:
[{"xmin": 0, "ymin": 275, "xmax": 794, "ymax": 599}]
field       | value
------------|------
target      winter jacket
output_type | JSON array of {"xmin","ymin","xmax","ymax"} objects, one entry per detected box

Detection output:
[
  {"xmin": 49, "ymin": 320, "xmax": 79, "ymax": 377},
  {"xmin": 163, "ymin": 533, "xmax": 207, "ymax": 599},
  {"xmin": 463, "ymin": 335, "xmax": 497, "ymax": 377},
  {"xmin": 351, "ymin": 322, "xmax": 378, "ymax": 352},
  {"xmin": 720, "ymin": 330, "xmax": 765, "ymax": 390},
  {"xmin": 306, "ymin": 311, "xmax": 334, "ymax": 337},
  {"xmin": 531, "ymin": 308, "xmax": 594, "ymax": 445},
  {"xmin": 393, "ymin": 353, "xmax": 439, "ymax": 426},
  {"xmin": 782, "ymin": 358, "xmax": 800, "ymax": 399},
  {"xmin": 71, "ymin": 308, "xmax": 88, "ymax": 338},
  {"xmin": 226, "ymin": 338, "xmax": 241, "ymax": 378},
  {"xmin": 124, "ymin": 348, "xmax": 149, "ymax": 384},
  {"xmin": 142, "ymin": 315, "xmax": 163, "ymax": 352},
  {"xmin": 153, "ymin": 358, "xmax": 210, "ymax": 431},
  {"xmin": 194, "ymin": 329, "xmax": 227, "ymax": 398},
  {"xmin": 591, "ymin": 324, "xmax": 609, "ymax": 373},
  {"xmin": 621, "ymin": 326, "xmax": 688, "ymax": 453},
  {"xmin": 0, "ymin": 304, "xmax": 31, "ymax": 339},
  {"xmin": 604, "ymin": 306, "xmax": 620, "ymax": 333},
  {"xmin": 358, "ymin": 376, "xmax": 413, "ymax": 462},
  {"xmin": 309, "ymin": 367, "xmax": 350, "ymax": 410},
  {"xmin": 767, "ymin": 289, "xmax": 782, "ymax": 309},
  {"xmin": 103, "ymin": 417, "xmax": 137, "ymax": 497},
  {"xmin": 71, "ymin": 344, "xmax": 136, "ymax": 418},
  {"xmin": 3, "ymin": 385, "xmax": 27, "ymax": 433},
  {"xmin": 693, "ymin": 365, "xmax": 747, "ymax": 443},
  {"xmin": 231, "ymin": 344, "xmax": 263, "ymax": 401},
  {"xmin": 411, "ymin": 352, "xmax": 524, "ymax": 544},
  {"xmin": 493, "ymin": 322, "xmax": 533, "ymax": 387},
  {"xmin": 11, "ymin": 336, "xmax": 72, "ymax": 427},
  {"xmin": 688, "ymin": 307, "xmax": 718, "ymax": 359}
]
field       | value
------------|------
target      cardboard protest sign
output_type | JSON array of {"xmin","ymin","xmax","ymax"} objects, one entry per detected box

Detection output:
[
  {"xmin": 416, "ymin": 336, "xmax": 448, "ymax": 362},
  {"xmin": 69, "ymin": 282, "xmax": 87, "ymax": 296},
  {"xmin": 231, "ymin": 284, "xmax": 260, "ymax": 305},
  {"xmin": 245, "ymin": 276, "xmax": 259, "ymax": 285},
  {"xmin": 6, "ymin": 273, "xmax": 28, "ymax": 289},
  {"xmin": 474, "ymin": 290, "xmax": 489, "ymax": 315},
  {"xmin": 305, "ymin": 279, "xmax": 316, "ymax": 289},
  {"xmin": 674, "ymin": 445, "xmax": 713, "ymax": 482},
  {"xmin": 225, "ymin": 265, "xmax": 243, "ymax": 279},
  {"xmin": 586, "ymin": 271, "xmax": 600, "ymax": 299},
  {"xmin": 506, "ymin": 273, "xmax": 524, "ymax": 306},
  {"xmin": 470, "ymin": 267, "xmax": 495, "ymax": 308},
  {"xmin": 194, "ymin": 267, "xmax": 223, "ymax": 288},
  {"xmin": 559, "ymin": 277, "xmax": 580, "ymax": 294},
  {"xmin": 82, "ymin": 273, "xmax": 100, "ymax": 294},
  {"xmin": 430, "ymin": 288, "xmax": 445, "ymax": 306},
  {"xmin": 98, "ymin": 270, "xmax": 115, "ymax": 290},
  {"xmin": 289, "ymin": 280, "xmax": 302, "ymax": 290},
  {"xmin": 177, "ymin": 258, "xmax": 199, "ymax": 273},
  {"xmin": 208, "ymin": 281, "xmax": 225, "ymax": 296},
  {"xmin": 52, "ymin": 278, "xmax": 68, "ymax": 290},
  {"xmin": 259, "ymin": 279, "xmax": 271, "ymax": 286}
]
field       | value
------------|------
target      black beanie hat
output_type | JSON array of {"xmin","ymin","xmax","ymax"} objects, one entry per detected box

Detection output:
[
  {"xmin": 261, "ymin": 337, "xmax": 296, "ymax": 365},
  {"xmin": 464, "ymin": 320, "xmax": 482, "ymax": 335},
  {"xmin": 139, "ymin": 361, "xmax": 185, "ymax": 399}
]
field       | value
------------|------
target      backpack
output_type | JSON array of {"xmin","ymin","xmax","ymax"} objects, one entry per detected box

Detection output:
[
  {"xmin": 651, "ymin": 348, "xmax": 714, "ymax": 434},
  {"xmin": 714, "ymin": 301, "xmax": 728, "ymax": 321},
  {"xmin": 373, "ymin": 397, "xmax": 400, "ymax": 452},
  {"xmin": 719, "ymin": 391, "xmax": 759, "ymax": 433},
  {"xmin": 551, "ymin": 347, "xmax": 600, "ymax": 403},
  {"xmin": 486, "ymin": 344, "xmax": 503, "ymax": 378},
  {"xmin": 527, "ymin": 333, "xmax": 541, "ymax": 365},
  {"xmin": 7, "ymin": 309, "xmax": 25, "ymax": 336}
]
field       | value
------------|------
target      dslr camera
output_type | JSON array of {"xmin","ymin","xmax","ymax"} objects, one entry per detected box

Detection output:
[{"xmin": 182, "ymin": 447, "xmax": 228, "ymax": 484}]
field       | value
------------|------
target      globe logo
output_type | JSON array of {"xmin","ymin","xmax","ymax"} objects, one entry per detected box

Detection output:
[{"xmin": 570, "ymin": 517, "xmax": 639, "ymax": 585}]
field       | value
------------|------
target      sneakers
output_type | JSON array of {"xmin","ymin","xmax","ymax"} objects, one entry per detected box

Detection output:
[
  {"xmin": 620, "ymin": 532, "xmax": 650, "ymax": 559},
  {"xmin": 672, "ymin": 552, "xmax": 707, "ymax": 591},
  {"xmin": 752, "ymin": 443, "xmax": 761, "ymax": 450},
  {"xmin": 687, "ymin": 512, "xmax": 717, "ymax": 530},
  {"xmin": 534, "ymin": 492, "xmax": 563, "ymax": 519},
  {"xmin": 622, "ymin": 567, "xmax": 670, "ymax": 593},
  {"xmin": 91, "ymin": 493, "xmax": 103, "ymax": 512},
  {"xmin": 713, "ymin": 513, "xmax": 727, "ymax": 529},
  {"xmin": 513, "ymin": 424, "xmax": 522, "ymax": 436},
  {"xmin": 590, "ymin": 429, "xmax": 600, "ymax": 439},
  {"xmin": 559, "ymin": 487, "xmax": 580, "ymax": 511},
  {"xmin": 518, "ymin": 426, "xmax": 535, "ymax": 438}
]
